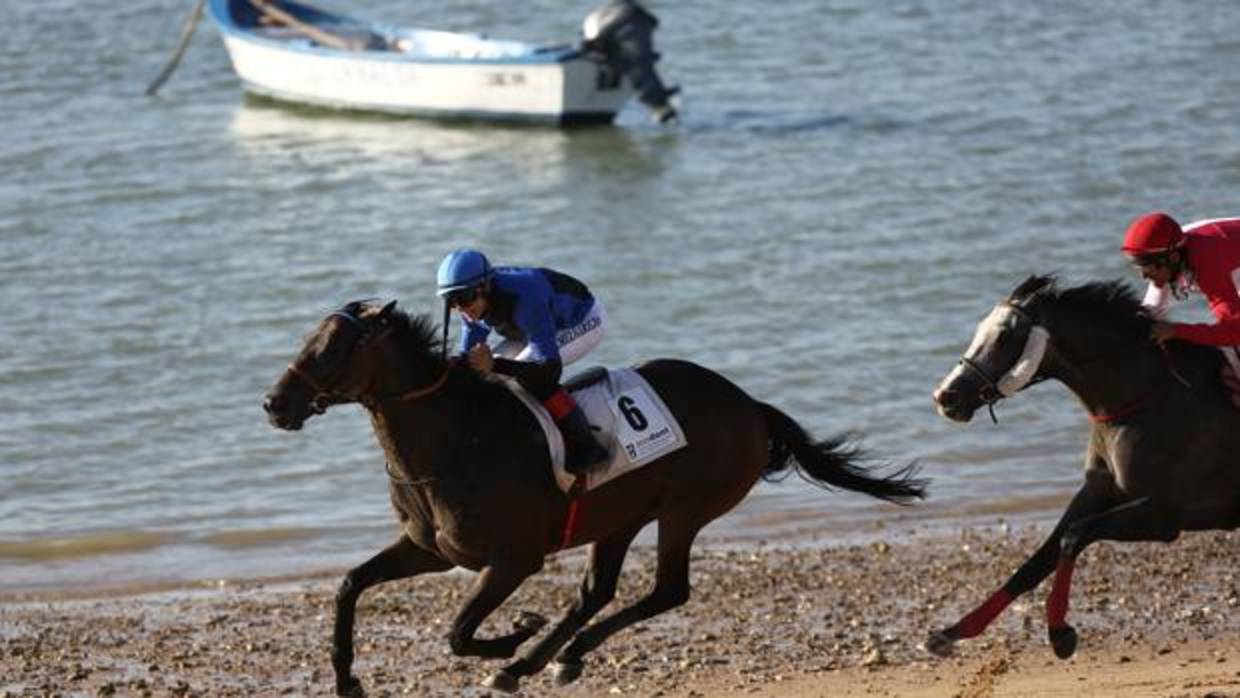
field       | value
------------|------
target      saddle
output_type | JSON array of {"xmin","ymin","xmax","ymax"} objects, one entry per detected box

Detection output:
[{"xmin": 503, "ymin": 366, "xmax": 688, "ymax": 493}]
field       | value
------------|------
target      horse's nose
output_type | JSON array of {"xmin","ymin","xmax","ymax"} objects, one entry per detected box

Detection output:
[
  {"xmin": 933, "ymin": 386, "xmax": 957, "ymax": 409},
  {"xmin": 264, "ymin": 394, "xmax": 284, "ymax": 415}
]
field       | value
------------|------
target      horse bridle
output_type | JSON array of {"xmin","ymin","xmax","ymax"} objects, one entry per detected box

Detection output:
[
  {"xmin": 286, "ymin": 306, "xmax": 452, "ymax": 412},
  {"xmin": 955, "ymin": 301, "xmax": 1048, "ymax": 424},
  {"xmin": 286, "ymin": 309, "xmax": 372, "ymax": 414},
  {"xmin": 955, "ymin": 299, "xmax": 1190, "ymax": 424}
]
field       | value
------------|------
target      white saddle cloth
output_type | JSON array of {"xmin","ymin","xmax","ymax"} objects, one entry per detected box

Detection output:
[{"xmin": 505, "ymin": 367, "xmax": 688, "ymax": 493}]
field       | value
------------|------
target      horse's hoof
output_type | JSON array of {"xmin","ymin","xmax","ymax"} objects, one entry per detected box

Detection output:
[
  {"xmin": 922, "ymin": 629, "xmax": 956, "ymax": 658},
  {"xmin": 513, "ymin": 610, "xmax": 549, "ymax": 634},
  {"xmin": 551, "ymin": 659, "xmax": 584, "ymax": 686},
  {"xmin": 481, "ymin": 669, "xmax": 520, "ymax": 694},
  {"xmin": 336, "ymin": 675, "xmax": 366, "ymax": 698},
  {"xmin": 1049, "ymin": 625, "xmax": 1078, "ymax": 659}
]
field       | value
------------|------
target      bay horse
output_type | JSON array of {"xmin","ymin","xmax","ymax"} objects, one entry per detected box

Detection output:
[
  {"xmin": 928, "ymin": 274, "xmax": 1240, "ymax": 660},
  {"xmin": 263, "ymin": 300, "xmax": 926, "ymax": 696}
]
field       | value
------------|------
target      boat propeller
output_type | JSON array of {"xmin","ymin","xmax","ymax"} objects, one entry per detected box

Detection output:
[{"xmin": 582, "ymin": 0, "xmax": 679, "ymax": 123}]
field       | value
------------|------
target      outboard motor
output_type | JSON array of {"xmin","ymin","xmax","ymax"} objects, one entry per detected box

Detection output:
[{"xmin": 582, "ymin": 0, "xmax": 678, "ymax": 123}]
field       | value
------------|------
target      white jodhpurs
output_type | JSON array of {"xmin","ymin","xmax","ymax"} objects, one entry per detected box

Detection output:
[{"xmin": 494, "ymin": 301, "xmax": 608, "ymax": 366}]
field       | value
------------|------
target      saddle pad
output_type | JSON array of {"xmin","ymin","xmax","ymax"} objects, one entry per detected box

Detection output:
[{"xmin": 504, "ymin": 367, "xmax": 688, "ymax": 493}]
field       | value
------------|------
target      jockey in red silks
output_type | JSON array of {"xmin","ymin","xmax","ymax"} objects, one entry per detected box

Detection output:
[{"xmin": 1122, "ymin": 211, "xmax": 1240, "ymax": 403}]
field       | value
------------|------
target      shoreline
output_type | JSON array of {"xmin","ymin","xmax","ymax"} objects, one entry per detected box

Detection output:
[
  {"xmin": 5, "ymin": 525, "xmax": 1240, "ymax": 697},
  {"xmin": 0, "ymin": 489, "xmax": 1076, "ymax": 601}
]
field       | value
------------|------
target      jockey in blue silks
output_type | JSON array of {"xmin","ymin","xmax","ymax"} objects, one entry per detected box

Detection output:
[{"xmin": 437, "ymin": 248, "xmax": 609, "ymax": 474}]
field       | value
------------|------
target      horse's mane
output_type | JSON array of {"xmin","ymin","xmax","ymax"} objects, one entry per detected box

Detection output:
[
  {"xmin": 1010, "ymin": 274, "xmax": 1152, "ymax": 333},
  {"xmin": 382, "ymin": 306, "xmax": 443, "ymax": 361},
  {"xmin": 380, "ymin": 304, "xmax": 512, "ymax": 400}
]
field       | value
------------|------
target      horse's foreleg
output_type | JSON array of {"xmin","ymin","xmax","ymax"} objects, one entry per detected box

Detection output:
[
  {"xmin": 490, "ymin": 522, "xmax": 645, "ymax": 689},
  {"xmin": 1045, "ymin": 496, "xmax": 1179, "ymax": 659},
  {"xmin": 447, "ymin": 561, "xmax": 543, "ymax": 661},
  {"xmin": 925, "ymin": 485, "xmax": 1103, "ymax": 658},
  {"xmin": 333, "ymin": 536, "xmax": 452, "ymax": 697},
  {"xmin": 552, "ymin": 521, "xmax": 697, "ymax": 677}
]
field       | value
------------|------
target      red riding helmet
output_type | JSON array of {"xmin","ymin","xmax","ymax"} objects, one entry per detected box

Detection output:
[{"xmin": 1122, "ymin": 212, "xmax": 1184, "ymax": 255}]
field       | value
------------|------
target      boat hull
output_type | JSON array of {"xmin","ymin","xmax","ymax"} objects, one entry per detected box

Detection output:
[{"xmin": 210, "ymin": 0, "xmax": 636, "ymax": 124}]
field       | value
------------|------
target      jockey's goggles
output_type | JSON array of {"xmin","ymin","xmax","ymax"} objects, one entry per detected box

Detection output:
[
  {"xmin": 1128, "ymin": 252, "xmax": 1174, "ymax": 270},
  {"xmin": 445, "ymin": 286, "xmax": 482, "ymax": 308}
]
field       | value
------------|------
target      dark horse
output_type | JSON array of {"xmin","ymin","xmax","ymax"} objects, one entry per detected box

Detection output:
[
  {"xmin": 928, "ymin": 274, "xmax": 1240, "ymax": 659},
  {"xmin": 262, "ymin": 301, "xmax": 926, "ymax": 696}
]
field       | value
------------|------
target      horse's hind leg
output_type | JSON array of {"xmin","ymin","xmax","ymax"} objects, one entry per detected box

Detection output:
[
  {"xmin": 333, "ymin": 536, "xmax": 452, "ymax": 697},
  {"xmin": 487, "ymin": 522, "xmax": 646, "ymax": 691},
  {"xmin": 552, "ymin": 519, "xmax": 699, "ymax": 682}
]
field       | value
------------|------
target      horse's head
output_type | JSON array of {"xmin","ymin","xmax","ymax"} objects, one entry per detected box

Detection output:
[
  {"xmin": 933, "ymin": 276, "xmax": 1056, "ymax": 422},
  {"xmin": 934, "ymin": 275, "xmax": 1155, "ymax": 423},
  {"xmin": 264, "ymin": 300, "xmax": 401, "ymax": 430}
]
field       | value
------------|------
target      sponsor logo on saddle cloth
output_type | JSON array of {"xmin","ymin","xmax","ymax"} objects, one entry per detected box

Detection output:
[{"xmin": 503, "ymin": 368, "xmax": 688, "ymax": 493}]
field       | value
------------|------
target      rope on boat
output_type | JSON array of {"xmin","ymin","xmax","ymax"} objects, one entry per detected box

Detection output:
[{"xmin": 145, "ymin": 0, "xmax": 207, "ymax": 95}]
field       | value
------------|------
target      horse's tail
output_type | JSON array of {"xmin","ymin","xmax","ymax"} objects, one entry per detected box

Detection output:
[{"xmin": 759, "ymin": 402, "xmax": 927, "ymax": 505}]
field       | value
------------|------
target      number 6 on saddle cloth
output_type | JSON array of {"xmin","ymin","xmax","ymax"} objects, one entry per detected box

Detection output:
[{"xmin": 506, "ymin": 365, "xmax": 689, "ymax": 493}]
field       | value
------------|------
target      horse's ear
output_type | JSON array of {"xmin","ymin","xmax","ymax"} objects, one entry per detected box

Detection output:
[
  {"xmin": 1011, "ymin": 274, "xmax": 1055, "ymax": 305},
  {"xmin": 379, "ymin": 300, "xmax": 397, "ymax": 324}
]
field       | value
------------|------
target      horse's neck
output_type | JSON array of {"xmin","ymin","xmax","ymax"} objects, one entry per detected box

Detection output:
[
  {"xmin": 1045, "ymin": 321, "xmax": 1165, "ymax": 416},
  {"xmin": 368, "ymin": 397, "xmax": 452, "ymax": 480},
  {"xmin": 364, "ymin": 357, "xmax": 455, "ymax": 480},
  {"xmin": 366, "ymin": 368, "xmax": 535, "ymax": 483}
]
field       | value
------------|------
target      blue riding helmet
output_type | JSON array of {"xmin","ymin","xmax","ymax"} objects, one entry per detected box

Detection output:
[{"xmin": 436, "ymin": 249, "xmax": 494, "ymax": 296}]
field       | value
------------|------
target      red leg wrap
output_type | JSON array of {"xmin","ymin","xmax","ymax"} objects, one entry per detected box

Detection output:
[
  {"xmin": 559, "ymin": 489, "xmax": 583, "ymax": 550},
  {"xmin": 954, "ymin": 589, "xmax": 1014, "ymax": 638},
  {"xmin": 1046, "ymin": 558, "xmax": 1075, "ymax": 630}
]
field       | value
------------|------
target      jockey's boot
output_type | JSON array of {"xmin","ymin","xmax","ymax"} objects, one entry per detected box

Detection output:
[{"xmin": 544, "ymin": 388, "xmax": 608, "ymax": 475}]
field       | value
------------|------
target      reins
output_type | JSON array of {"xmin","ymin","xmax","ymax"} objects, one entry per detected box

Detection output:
[
  {"xmin": 288, "ymin": 305, "xmax": 588, "ymax": 549},
  {"xmin": 286, "ymin": 304, "xmax": 456, "ymax": 491},
  {"xmin": 378, "ymin": 364, "xmax": 451, "ymax": 404},
  {"xmin": 956, "ymin": 356, "xmax": 1020, "ymax": 424},
  {"xmin": 287, "ymin": 362, "xmax": 327, "ymax": 393},
  {"xmin": 1159, "ymin": 343, "xmax": 1193, "ymax": 389},
  {"xmin": 371, "ymin": 362, "xmax": 453, "ymax": 490},
  {"xmin": 287, "ymin": 357, "xmax": 451, "ymax": 411},
  {"xmin": 288, "ymin": 321, "xmax": 453, "ymax": 411}
]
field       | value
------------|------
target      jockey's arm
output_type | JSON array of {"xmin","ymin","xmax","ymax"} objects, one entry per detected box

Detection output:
[
  {"xmin": 496, "ymin": 297, "xmax": 565, "ymax": 399},
  {"xmin": 460, "ymin": 318, "xmax": 491, "ymax": 352},
  {"xmin": 1171, "ymin": 260, "xmax": 1240, "ymax": 345},
  {"xmin": 1173, "ymin": 313, "xmax": 1240, "ymax": 345}
]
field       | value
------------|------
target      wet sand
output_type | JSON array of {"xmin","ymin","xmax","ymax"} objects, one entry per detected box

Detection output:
[{"xmin": 4, "ymin": 524, "xmax": 1240, "ymax": 697}]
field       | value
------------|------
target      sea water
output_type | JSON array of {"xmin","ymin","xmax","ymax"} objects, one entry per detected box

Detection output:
[{"xmin": 2, "ymin": 0, "xmax": 1239, "ymax": 590}]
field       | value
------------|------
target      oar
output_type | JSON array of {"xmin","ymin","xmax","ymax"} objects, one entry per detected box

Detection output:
[
  {"xmin": 248, "ymin": 0, "xmax": 356, "ymax": 51},
  {"xmin": 145, "ymin": 0, "xmax": 207, "ymax": 96}
]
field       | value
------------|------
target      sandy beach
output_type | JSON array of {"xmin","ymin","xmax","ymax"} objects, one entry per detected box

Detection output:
[{"xmin": 5, "ymin": 523, "xmax": 1240, "ymax": 697}]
